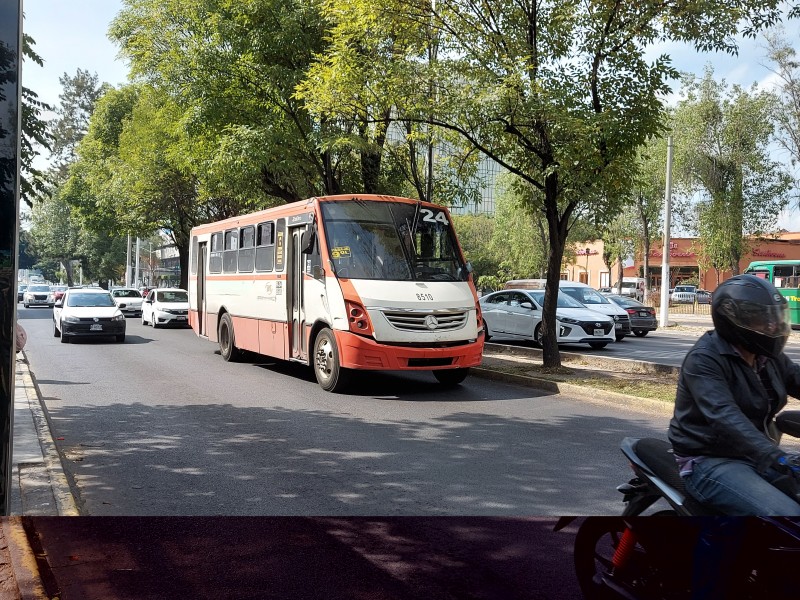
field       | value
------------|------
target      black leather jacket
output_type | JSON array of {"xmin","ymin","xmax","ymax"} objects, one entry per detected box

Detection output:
[{"xmin": 668, "ymin": 331, "xmax": 800, "ymax": 473}]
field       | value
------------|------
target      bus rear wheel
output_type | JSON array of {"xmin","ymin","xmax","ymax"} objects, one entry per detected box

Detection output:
[
  {"xmin": 313, "ymin": 328, "xmax": 350, "ymax": 393},
  {"xmin": 218, "ymin": 313, "xmax": 242, "ymax": 362},
  {"xmin": 433, "ymin": 368, "xmax": 469, "ymax": 386}
]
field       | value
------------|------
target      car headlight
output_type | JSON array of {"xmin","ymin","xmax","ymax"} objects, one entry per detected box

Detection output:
[
  {"xmin": 559, "ymin": 317, "xmax": 580, "ymax": 325},
  {"xmin": 63, "ymin": 316, "xmax": 81, "ymax": 323},
  {"xmin": 112, "ymin": 314, "xmax": 125, "ymax": 321}
]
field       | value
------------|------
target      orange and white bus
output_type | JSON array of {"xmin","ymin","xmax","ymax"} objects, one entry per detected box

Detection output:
[{"xmin": 188, "ymin": 194, "xmax": 484, "ymax": 392}]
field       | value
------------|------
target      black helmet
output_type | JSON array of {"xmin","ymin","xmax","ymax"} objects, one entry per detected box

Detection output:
[{"xmin": 711, "ymin": 274, "xmax": 791, "ymax": 358}]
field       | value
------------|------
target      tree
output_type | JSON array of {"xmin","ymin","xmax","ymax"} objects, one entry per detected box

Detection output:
[
  {"xmin": 671, "ymin": 68, "xmax": 793, "ymax": 276},
  {"xmin": 630, "ymin": 137, "xmax": 669, "ymax": 299},
  {"xmin": 19, "ymin": 34, "xmax": 53, "ymax": 206},
  {"xmin": 766, "ymin": 29, "xmax": 800, "ymax": 199},
  {"xmin": 305, "ymin": 0, "xmax": 788, "ymax": 367},
  {"xmin": 110, "ymin": 0, "xmax": 341, "ymax": 204},
  {"xmin": 28, "ymin": 190, "xmax": 81, "ymax": 285}
]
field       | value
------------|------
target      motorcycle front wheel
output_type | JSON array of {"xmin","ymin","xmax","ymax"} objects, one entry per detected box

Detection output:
[{"xmin": 574, "ymin": 517, "xmax": 661, "ymax": 600}]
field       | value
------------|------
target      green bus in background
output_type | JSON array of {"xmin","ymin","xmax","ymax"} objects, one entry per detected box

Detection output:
[{"xmin": 744, "ymin": 260, "xmax": 800, "ymax": 329}]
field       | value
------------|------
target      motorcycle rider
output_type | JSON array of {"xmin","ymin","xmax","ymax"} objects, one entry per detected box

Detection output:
[{"xmin": 668, "ymin": 274, "xmax": 800, "ymax": 515}]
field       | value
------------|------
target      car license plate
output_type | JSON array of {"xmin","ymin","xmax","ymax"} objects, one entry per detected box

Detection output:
[
  {"xmin": 615, "ymin": 323, "xmax": 622, "ymax": 329},
  {"xmin": 640, "ymin": 311, "xmax": 649, "ymax": 316},
  {"xmin": 90, "ymin": 324, "xmax": 102, "ymax": 331},
  {"xmin": 593, "ymin": 329, "xmax": 604, "ymax": 336},
  {"xmin": 177, "ymin": 316, "xmax": 187, "ymax": 321}
]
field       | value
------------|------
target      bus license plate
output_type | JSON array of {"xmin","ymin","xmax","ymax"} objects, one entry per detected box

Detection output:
[
  {"xmin": 593, "ymin": 329, "xmax": 604, "ymax": 336},
  {"xmin": 90, "ymin": 324, "xmax": 102, "ymax": 331}
]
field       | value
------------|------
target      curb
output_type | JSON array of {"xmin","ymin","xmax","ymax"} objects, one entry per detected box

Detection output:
[
  {"xmin": 1, "ymin": 519, "xmax": 48, "ymax": 600},
  {"xmin": 471, "ymin": 366, "xmax": 674, "ymax": 415},
  {"xmin": 16, "ymin": 355, "xmax": 79, "ymax": 517}
]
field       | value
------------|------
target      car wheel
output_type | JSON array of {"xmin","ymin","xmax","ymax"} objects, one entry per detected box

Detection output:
[
  {"xmin": 533, "ymin": 323, "xmax": 544, "ymax": 347},
  {"xmin": 588, "ymin": 341, "xmax": 608, "ymax": 349},
  {"xmin": 60, "ymin": 324, "xmax": 69, "ymax": 344},
  {"xmin": 313, "ymin": 328, "xmax": 350, "ymax": 392},
  {"xmin": 53, "ymin": 319, "xmax": 60, "ymax": 338},
  {"xmin": 633, "ymin": 330, "xmax": 648, "ymax": 337},
  {"xmin": 151, "ymin": 315, "xmax": 158, "ymax": 328},
  {"xmin": 142, "ymin": 313, "xmax": 148, "ymax": 325},
  {"xmin": 116, "ymin": 333, "xmax": 125, "ymax": 343},
  {"xmin": 23, "ymin": 303, "xmax": 28, "ymax": 308},
  {"xmin": 482, "ymin": 320, "xmax": 491, "ymax": 342},
  {"xmin": 218, "ymin": 313, "xmax": 242, "ymax": 362},
  {"xmin": 615, "ymin": 334, "xmax": 626, "ymax": 342},
  {"xmin": 433, "ymin": 368, "xmax": 469, "ymax": 387}
]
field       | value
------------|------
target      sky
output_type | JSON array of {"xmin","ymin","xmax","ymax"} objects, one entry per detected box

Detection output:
[{"xmin": 20, "ymin": 0, "xmax": 800, "ymax": 230}]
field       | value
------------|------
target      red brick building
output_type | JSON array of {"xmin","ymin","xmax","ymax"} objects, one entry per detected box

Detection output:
[{"xmin": 562, "ymin": 234, "xmax": 800, "ymax": 293}]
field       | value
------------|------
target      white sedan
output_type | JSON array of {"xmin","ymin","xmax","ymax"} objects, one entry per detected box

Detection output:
[
  {"xmin": 53, "ymin": 288, "xmax": 126, "ymax": 343},
  {"xmin": 141, "ymin": 288, "xmax": 190, "ymax": 328},
  {"xmin": 480, "ymin": 288, "xmax": 615, "ymax": 349},
  {"xmin": 110, "ymin": 287, "xmax": 144, "ymax": 317}
]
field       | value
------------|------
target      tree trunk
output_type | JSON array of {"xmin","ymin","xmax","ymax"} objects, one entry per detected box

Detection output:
[{"xmin": 541, "ymin": 173, "xmax": 566, "ymax": 369}]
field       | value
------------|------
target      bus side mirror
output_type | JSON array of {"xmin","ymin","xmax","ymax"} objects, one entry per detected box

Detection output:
[{"xmin": 301, "ymin": 229, "xmax": 316, "ymax": 254}]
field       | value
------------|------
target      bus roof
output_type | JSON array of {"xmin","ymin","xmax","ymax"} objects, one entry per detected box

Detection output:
[
  {"xmin": 746, "ymin": 260, "xmax": 800, "ymax": 269},
  {"xmin": 190, "ymin": 194, "xmax": 440, "ymax": 235}
]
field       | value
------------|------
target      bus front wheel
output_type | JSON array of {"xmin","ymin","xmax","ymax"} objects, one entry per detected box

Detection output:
[
  {"xmin": 313, "ymin": 328, "xmax": 351, "ymax": 393},
  {"xmin": 218, "ymin": 313, "xmax": 242, "ymax": 362},
  {"xmin": 433, "ymin": 368, "xmax": 469, "ymax": 386}
]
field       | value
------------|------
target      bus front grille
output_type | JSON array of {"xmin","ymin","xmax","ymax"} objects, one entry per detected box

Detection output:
[{"xmin": 381, "ymin": 309, "xmax": 469, "ymax": 332}]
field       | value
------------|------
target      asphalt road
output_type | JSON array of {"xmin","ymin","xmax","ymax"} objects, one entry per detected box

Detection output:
[
  {"xmin": 20, "ymin": 305, "xmax": 672, "ymax": 516},
  {"xmin": 28, "ymin": 516, "xmax": 584, "ymax": 600}
]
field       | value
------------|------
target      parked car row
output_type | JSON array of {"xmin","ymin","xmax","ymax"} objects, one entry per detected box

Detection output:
[{"xmin": 481, "ymin": 279, "xmax": 659, "ymax": 349}]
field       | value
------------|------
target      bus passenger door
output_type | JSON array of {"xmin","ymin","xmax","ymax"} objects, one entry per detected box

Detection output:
[
  {"xmin": 197, "ymin": 242, "xmax": 207, "ymax": 336},
  {"xmin": 288, "ymin": 225, "xmax": 307, "ymax": 361}
]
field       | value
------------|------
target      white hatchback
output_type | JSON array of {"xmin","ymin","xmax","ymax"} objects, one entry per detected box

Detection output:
[
  {"xmin": 480, "ymin": 289, "xmax": 615, "ymax": 349},
  {"xmin": 141, "ymin": 288, "xmax": 190, "ymax": 328}
]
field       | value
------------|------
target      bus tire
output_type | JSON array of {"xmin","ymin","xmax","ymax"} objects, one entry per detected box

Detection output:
[
  {"xmin": 218, "ymin": 313, "xmax": 242, "ymax": 362},
  {"xmin": 313, "ymin": 328, "xmax": 350, "ymax": 393},
  {"xmin": 433, "ymin": 368, "xmax": 469, "ymax": 386}
]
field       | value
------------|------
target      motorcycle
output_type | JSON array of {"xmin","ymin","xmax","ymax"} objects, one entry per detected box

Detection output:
[
  {"xmin": 560, "ymin": 516, "xmax": 800, "ymax": 599},
  {"xmin": 555, "ymin": 410, "xmax": 800, "ymax": 599}
]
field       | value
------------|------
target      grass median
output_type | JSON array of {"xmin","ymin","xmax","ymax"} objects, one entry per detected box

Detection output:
[{"xmin": 481, "ymin": 359, "xmax": 679, "ymax": 403}]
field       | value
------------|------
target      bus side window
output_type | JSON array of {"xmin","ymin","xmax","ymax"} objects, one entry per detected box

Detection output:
[
  {"xmin": 223, "ymin": 229, "xmax": 239, "ymax": 273},
  {"xmin": 190, "ymin": 236, "xmax": 198, "ymax": 275},
  {"xmin": 255, "ymin": 221, "xmax": 275, "ymax": 272},
  {"xmin": 209, "ymin": 232, "xmax": 223, "ymax": 273},
  {"xmin": 238, "ymin": 226, "xmax": 255, "ymax": 273}
]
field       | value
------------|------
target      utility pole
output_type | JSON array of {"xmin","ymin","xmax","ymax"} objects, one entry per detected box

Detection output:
[
  {"xmin": 659, "ymin": 136, "xmax": 674, "ymax": 328},
  {"xmin": 125, "ymin": 234, "xmax": 132, "ymax": 287},
  {"xmin": 134, "ymin": 237, "xmax": 141, "ymax": 287},
  {"xmin": 426, "ymin": 0, "xmax": 438, "ymax": 203}
]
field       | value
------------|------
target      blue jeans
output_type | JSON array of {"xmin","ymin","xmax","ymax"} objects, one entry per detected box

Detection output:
[{"xmin": 683, "ymin": 456, "xmax": 800, "ymax": 515}]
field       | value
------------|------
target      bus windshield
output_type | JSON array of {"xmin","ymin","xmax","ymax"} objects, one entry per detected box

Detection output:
[{"xmin": 321, "ymin": 200, "xmax": 468, "ymax": 282}]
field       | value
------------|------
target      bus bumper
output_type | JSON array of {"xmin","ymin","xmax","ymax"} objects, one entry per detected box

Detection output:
[{"xmin": 334, "ymin": 330, "xmax": 484, "ymax": 371}]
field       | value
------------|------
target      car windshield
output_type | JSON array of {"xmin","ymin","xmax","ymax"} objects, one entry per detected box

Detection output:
[
  {"xmin": 28, "ymin": 285, "xmax": 50, "ymax": 293},
  {"xmin": 561, "ymin": 287, "xmax": 611, "ymax": 305},
  {"xmin": 156, "ymin": 291, "xmax": 188, "ymax": 303},
  {"xmin": 67, "ymin": 293, "xmax": 116, "ymax": 307},
  {"xmin": 528, "ymin": 290, "xmax": 586, "ymax": 309},
  {"xmin": 321, "ymin": 200, "xmax": 468, "ymax": 282},
  {"xmin": 112, "ymin": 290, "xmax": 142, "ymax": 298}
]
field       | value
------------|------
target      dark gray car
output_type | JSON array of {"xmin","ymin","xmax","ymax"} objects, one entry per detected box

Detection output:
[{"xmin": 605, "ymin": 294, "xmax": 657, "ymax": 337}]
